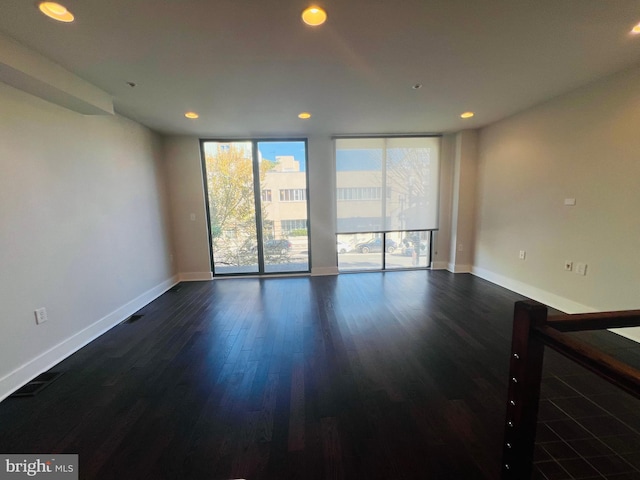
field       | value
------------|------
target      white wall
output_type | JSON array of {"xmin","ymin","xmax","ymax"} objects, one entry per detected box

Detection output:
[
  {"xmin": 0, "ymin": 83, "xmax": 176, "ymax": 400},
  {"xmin": 474, "ymin": 65, "xmax": 640, "ymax": 339}
]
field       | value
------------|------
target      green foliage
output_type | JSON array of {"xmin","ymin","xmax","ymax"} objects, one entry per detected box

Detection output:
[
  {"xmin": 210, "ymin": 223, "xmax": 222, "ymax": 238},
  {"xmin": 205, "ymin": 144, "xmax": 274, "ymax": 266},
  {"xmin": 288, "ymin": 229, "xmax": 308, "ymax": 237}
]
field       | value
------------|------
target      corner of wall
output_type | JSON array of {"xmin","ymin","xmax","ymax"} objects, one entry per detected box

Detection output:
[
  {"xmin": 0, "ymin": 275, "xmax": 179, "ymax": 402},
  {"xmin": 440, "ymin": 129, "xmax": 479, "ymax": 273},
  {"xmin": 179, "ymin": 272, "xmax": 214, "ymax": 281},
  {"xmin": 311, "ymin": 266, "xmax": 339, "ymax": 276}
]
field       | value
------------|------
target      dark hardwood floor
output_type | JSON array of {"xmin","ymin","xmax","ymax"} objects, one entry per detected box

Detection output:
[{"xmin": 0, "ymin": 271, "xmax": 638, "ymax": 479}]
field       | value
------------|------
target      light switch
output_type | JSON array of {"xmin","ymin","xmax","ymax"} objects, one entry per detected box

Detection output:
[{"xmin": 564, "ymin": 198, "xmax": 576, "ymax": 206}]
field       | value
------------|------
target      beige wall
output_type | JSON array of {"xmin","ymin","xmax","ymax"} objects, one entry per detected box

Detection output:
[
  {"xmin": 432, "ymin": 134, "xmax": 455, "ymax": 269},
  {"xmin": 307, "ymin": 136, "xmax": 338, "ymax": 275},
  {"xmin": 474, "ymin": 65, "xmax": 640, "ymax": 339},
  {"xmin": 163, "ymin": 137, "xmax": 211, "ymax": 280},
  {"xmin": 447, "ymin": 130, "xmax": 478, "ymax": 272},
  {"xmin": 0, "ymin": 83, "xmax": 176, "ymax": 400}
]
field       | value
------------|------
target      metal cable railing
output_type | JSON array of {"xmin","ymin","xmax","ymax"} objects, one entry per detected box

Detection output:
[{"xmin": 501, "ymin": 300, "xmax": 640, "ymax": 479}]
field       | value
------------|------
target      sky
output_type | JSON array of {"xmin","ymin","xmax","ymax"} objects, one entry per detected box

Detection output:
[
  {"xmin": 258, "ymin": 141, "xmax": 307, "ymax": 171},
  {"xmin": 207, "ymin": 140, "xmax": 393, "ymax": 172},
  {"xmin": 336, "ymin": 150, "xmax": 381, "ymax": 171},
  {"xmin": 258, "ymin": 141, "xmax": 381, "ymax": 172}
]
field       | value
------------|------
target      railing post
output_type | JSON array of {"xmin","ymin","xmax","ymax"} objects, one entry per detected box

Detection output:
[{"xmin": 502, "ymin": 300, "xmax": 548, "ymax": 479}]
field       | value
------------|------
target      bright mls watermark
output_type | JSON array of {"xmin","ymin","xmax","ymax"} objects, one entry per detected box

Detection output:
[{"xmin": 1, "ymin": 455, "xmax": 77, "ymax": 479}]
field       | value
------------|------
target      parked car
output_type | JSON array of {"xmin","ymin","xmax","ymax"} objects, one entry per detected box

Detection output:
[
  {"xmin": 252, "ymin": 239, "xmax": 291, "ymax": 255},
  {"xmin": 337, "ymin": 241, "xmax": 353, "ymax": 254},
  {"xmin": 355, "ymin": 238, "xmax": 397, "ymax": 254},
  {"xmin": 265, "ymin": 239, "xmax": 291, "ymax": 254}
]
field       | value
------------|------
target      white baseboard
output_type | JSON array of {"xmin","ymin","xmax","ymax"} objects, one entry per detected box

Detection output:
[
  {"xmin": 0, "ymin": 275, "xmax": 179, "ymax": 402},
  {"xmin": 472, "ymin": 266, "xmax": 640, "ymax": 344},
  {"xmin": 311, "ymin": 267, "xmax": 339, "ymax": 276},
  {"xmin": 179, "ymin": 271, "xmax": 213, "ymax": 281},
  {"xmin": 447, "ymin": 263, "xmax": 472, "ymax": 273},
  {"xmin": 431, "ymin": 261, "xmax": 448, "ymax": 270},
  {"xmin": 471, "ymin": 266, "xmax": 596, "ymax": 314}
]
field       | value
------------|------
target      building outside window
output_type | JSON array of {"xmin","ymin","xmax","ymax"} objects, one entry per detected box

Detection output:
[
  {"xmin": 337, "ymin": 187, "xmax": 382, "ymax": 201},
  {"xmin": 279, "ymin": 189, "xmax": 307, "ymax": 202},
  {"xmin": 281, "ymin": 219, "xmax": 307, "ymax": 234}
]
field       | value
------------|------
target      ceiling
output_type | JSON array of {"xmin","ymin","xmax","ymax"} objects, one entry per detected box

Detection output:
[{"xmin": 1, "ymin": 0, "xmax": 640, "ymax": 137}]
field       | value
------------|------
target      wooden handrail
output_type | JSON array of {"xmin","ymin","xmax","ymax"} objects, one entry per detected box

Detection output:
[
  {"xmin": 501, "ymin": 300, "xmax": 640, "ymax": 480},
  {"xmin": 547, "ymin": 309, "xmax": 640, "ymax": 331},
  {"xmin": 534, "ymin": 325, "xmax": 640, "ymax": 397}
]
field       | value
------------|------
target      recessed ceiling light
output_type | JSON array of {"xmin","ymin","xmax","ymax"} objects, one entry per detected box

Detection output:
[
  {"xmin": 460, "ymin": 112, "xmax": 474, "ymax": 119},
  {"xmin": 184, "ymin": 112, "xmax": 199, "ymax": 119},
  {"xmin": 298, "ymin": 112, "xmax": 312, "ymax": 119},
  {"xmin": 301, "ymin": 6, "xmax": 327, "ymax": 26},
  {"xmin": 38, "ymin": 2, "xmax": 74, "ymax": 22},
  {"xmin": 632, "ymin": 23, "xmax": 640, "ymax": 34}
]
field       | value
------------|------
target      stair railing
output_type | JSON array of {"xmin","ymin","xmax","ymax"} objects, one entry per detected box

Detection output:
[{"xmin": 501, "ymin": 300, "xmax": 640, "ymax": 479}]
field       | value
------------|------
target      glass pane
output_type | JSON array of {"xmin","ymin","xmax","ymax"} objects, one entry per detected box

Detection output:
[
  {"xmin": 385, "ymin": 231, "xmax": 430, "ymax": 269},
  {"xmin": 335, "ymin": 137, "xmax": 440, "ymax": 234},
  {"xmin": 335, "ymin": 138, "xmax": 384, "ymax": 233},
  {"xmin": 203, "ymin": 141, "xmax": 259, "ymax": 274},
  {"xmin": 337, "ymin": 233, "xmax": 382, "ymax": 271},
  {"xmin": 386, "ymin": 137, "xmax": 440, "ymax": 231},
  {"xmin": 258, "ymin": 141, "xmax": 310, "ymax": 273}
]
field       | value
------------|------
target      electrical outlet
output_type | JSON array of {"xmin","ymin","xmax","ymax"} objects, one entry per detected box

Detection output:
[
  {"xmin": 519, "ymin": 250, "xmax": 526, "ymax": 260},
  {"xmin": 576, "ymin": 262, "xmax": 587, "ymax": 276},
  {"xmin": 564, "ymin": 261, "xmax": 573, "ymax": 271},
  {"xmin": 34, "ymin": 307, "xmax": 48, "ymax": 325},
  {"xmin": 189, "ymin": 213, "xmax": 196, "ymax": 221}
]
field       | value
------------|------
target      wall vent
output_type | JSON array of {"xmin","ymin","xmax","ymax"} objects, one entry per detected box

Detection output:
[{"xmin": 10, "ymin": 372, "xmax": 63, "ymax": 397}]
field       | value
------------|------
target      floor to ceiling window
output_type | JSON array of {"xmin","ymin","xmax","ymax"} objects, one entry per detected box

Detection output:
[
  {"xmin": 201, "ymin": 139, "xmax": 310, "ymax": 275},
  {"xmin": 335, "ymin": 136, "xmax": 440, "ymax": 272}
]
